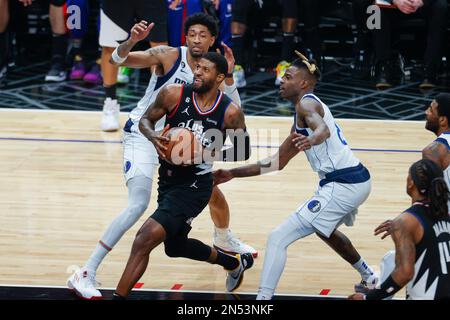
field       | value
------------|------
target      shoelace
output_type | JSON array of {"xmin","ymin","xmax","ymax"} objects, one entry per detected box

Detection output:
[
  {"xmin": 86, "ymin": 273, "xmax": 102, "ymax": 287},
  {"xmin": 226, "ymin": 236, "xmax": 245, "ymax": 247}
]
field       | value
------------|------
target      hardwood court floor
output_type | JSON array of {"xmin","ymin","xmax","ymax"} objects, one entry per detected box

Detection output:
[{"xmin": 0, "ymin": 109, "xmax": 433, "ymax": 299}]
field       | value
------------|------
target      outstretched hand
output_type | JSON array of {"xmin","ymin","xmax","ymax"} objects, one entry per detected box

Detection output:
[
  {"xmin": 130, "ymin": 21, "xmax": 154, "ymax": 43},
  {"xmin": 374, "ymin": 219, "xmax": 394, "ymax": 239},
  {"xmin": 216, "ymin": 42, "xmax": 235, "ymax": 74},
  {"xmin": 292, "ymin": 133, "xmax": 312, "ymax": 151}
]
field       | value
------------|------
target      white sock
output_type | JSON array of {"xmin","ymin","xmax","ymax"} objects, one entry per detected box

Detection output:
[
  {"xmin": 84, "ymin": 175, "xmax": 152, "ymax": 273},
  {"xmin": 85, "ymin": 242, "xmax": 110, "ymax": 273},
  {"xmin": 352, "ymin": 258, "xmax": 374, "ymax": 280},
  {"xmin": 258, "ymin": 213, "xmax": 314, "ymax": 301},
  {"xmin": 215, "ymin": 227, "xmax": 230, "ymax": 241}
]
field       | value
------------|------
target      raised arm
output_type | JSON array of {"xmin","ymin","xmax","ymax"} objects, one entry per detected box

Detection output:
[
  {"xmin": 110, "ymin": 21, "xmax": 178, "ymax": 69},
  {"xmin": 139, "ymin": 84, "xmax": 182, "ymax": 158}
]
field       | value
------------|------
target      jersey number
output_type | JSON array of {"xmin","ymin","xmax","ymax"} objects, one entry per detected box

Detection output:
[
  {"xmin": 335, "ymin": 123, "xmax": 348, "ymax": 145},
  {"xmin": 438, "ymin": 241, "xmax": 450, "ymax": 274}
]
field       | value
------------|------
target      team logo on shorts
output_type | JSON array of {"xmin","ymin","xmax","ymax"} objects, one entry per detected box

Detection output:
[
  {"xmin": 307, "ymin": 200, "xmax": 321, "ymax": 213},
  {"xmin": 124, "ymin": 161, "xmax": 131, "ymax": 173}
]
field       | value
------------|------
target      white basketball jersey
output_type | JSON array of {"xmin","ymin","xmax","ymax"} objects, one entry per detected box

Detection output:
[
  {"xmin": 434, "ymin": 132, "xmax": 450, "ymax": 190},
  {"xmin": 129, "ymin": 46, "xmax": 193, "ymax": 131},
  {"xmin": 294, "ymin": 93, "xmax": 360, "ymax": 179}
]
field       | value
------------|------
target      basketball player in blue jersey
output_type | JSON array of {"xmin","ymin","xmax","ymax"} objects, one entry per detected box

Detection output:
[
  {"xmin": 350, "ymin": 159, "xmax": 450, "ymax": 300},
  {"xmin": 214, "ymin": 52, "xmax": 378, "ymax": 300},
  {"xmin": 67, "ymin": 13, "xmax": 255, "ymax": 300},
  {"xmin": 112, "ymin": 53, "xmax": 253, "ymax": 299}
]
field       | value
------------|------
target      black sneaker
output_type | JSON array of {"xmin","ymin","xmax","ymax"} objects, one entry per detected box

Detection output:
[
  {"xmin": 45, "ymin": 62, "xmax": 67, "ymax": 82},
  {"xmin": 375, "ymin": 61, "xmax": 392, "ymax": 89},
  {"xmin": 225, "ymin": 253, "xmax": 254, "ymax": 292}
]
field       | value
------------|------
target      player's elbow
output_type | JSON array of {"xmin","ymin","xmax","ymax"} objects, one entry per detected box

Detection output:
[{"xmin": 138, "ymin": 118, "xmax": 147, "ymax": 133}]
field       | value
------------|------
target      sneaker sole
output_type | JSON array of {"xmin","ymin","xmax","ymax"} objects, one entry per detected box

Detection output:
[
  {"xmin": 228, "ymin": 273, "xmax": 244, "ymax": 292},
  {"xmin": 376, "ymin": 83, "xmax": 392, "ymax": 89},
  {"xmin": 67, "ymin": 278, "xmax": 103, "ymax": 300},
  {"xmin": 45, "ymin": 76, "xmax": 67, "ymax": 82},
  {"xmin": 214, "ymin": 245, "xmax": 258, "ymax": 259}
]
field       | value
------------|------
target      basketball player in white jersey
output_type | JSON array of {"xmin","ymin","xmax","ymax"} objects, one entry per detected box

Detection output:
[
  {"xmin": 214, "ymin": 53, "xmax": 378, "ymax": 300},
  {"xmin": 67, "ymin": 13, "xmax": 256, "ymax": 300},
  {"xmin": 369, "ymin": 93, "xmax": 450, "ymax": 299}
]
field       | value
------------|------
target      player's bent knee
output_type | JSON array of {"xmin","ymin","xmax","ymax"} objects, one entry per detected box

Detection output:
[
  {"xmin": 164, "ymin": 243, "xmax": 184, "ymax": 258},
  {"xmin": 267, "ymin": 228, "xmax": 285, "ymax": 248},
  {"xmin": 128, "ymin": 202, "xmax": 148, "ymax": 219}
]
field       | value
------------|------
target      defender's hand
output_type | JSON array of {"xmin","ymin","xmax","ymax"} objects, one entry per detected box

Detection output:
[
  {"xmin": 374, "ymin": 219, "xmax": 394, "ymax": 239},
  {"xmin": 130, "ymin": 21, "xmax": 154, "ymax": 43},
  {"xmin": 216, "ymin": 42, "xmax": 235, "ymax": 74},
  {"xmin": 292, "ymin": 133, "xmax": 312, "ymax": 151}
]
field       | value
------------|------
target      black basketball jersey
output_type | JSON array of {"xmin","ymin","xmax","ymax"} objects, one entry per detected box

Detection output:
[
  {"xmin": 405, "ymin": 202, "xmax": 450, "ymax": 299},
  {"xmin": 161, "ymin": 84, "xmax": 232, "ymax": 176}
]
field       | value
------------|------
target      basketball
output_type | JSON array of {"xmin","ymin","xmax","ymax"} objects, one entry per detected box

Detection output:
[{"xmin": 161, "ymin": 127, "xmax": 203, "ymax": 166}]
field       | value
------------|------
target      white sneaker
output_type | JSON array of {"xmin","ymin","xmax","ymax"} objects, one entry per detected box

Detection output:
[
  {"xmin": 45, "ymin": 62, "xmax": 67, "ymax": 82},
  {"xmin": 233, "ymin": 65, "xmax": 247, "ymax": 88},
  {"xmin": 214, "ymin": 230, "xmax": 258, "ymax": 258},
  {"xmin": 226, "ymin": 253, "xmax": 254, "ymax": 292},
  {"xmin": 354, "ymin": 271, "xmax": 379, "ymax": 293},
  {"xmin": 101, "ymin": 97, "xmax": 120, "ymax": 132},
  {"xmin": 67, "ymin": 268, "xmax": 102, "ymax": 300}
]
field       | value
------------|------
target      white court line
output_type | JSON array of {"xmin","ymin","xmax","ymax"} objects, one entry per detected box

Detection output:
[
  {"xmin": 0, "ymin": 283, "xmax": 347, "ymax": 299},
  {"xmin": 0, "ymin": 107, "xmax": 424, "ymax": 124}
]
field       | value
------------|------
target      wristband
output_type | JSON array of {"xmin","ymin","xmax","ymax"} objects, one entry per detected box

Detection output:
[
  {"xmin": 112, "ymin": 47, "xmax": 127, "ymax": 64},
  {"xmin": 225, "ymin": 72, "xmax": 233, "ymax": 78},
  {"xmin": 365, "ymin": 275, "xmax": 402, "ymax": 300}
]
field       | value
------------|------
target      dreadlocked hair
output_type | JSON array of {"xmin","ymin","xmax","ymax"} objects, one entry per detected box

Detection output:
[
  {"xmin": 292, "ymin": 50, "xmax": 321, "ymax": 80},
  {"xmin": 410, "ymin": 159, "xmax": 449, "ymax": 220}
]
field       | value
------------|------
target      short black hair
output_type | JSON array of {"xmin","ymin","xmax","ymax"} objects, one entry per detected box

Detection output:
[
  {"xmin": 202, "ymin": 52, "xmax": 228, "ymax": 76},
  {"xmin": 436, "ymin": 93, "xmax": 450, "ymax": 123},
  {"xmin": 184, "ymin": 13, "xmax": 218, "ymax": 37},
  {"xmin": 290, "ymin": 58, "xmax": 321, "ymax": 80}
]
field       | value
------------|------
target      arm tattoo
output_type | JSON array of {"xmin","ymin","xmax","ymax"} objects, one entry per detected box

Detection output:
[{"xmin": 145, "ymin": 45, "xmax": 171, "ymax": 57}]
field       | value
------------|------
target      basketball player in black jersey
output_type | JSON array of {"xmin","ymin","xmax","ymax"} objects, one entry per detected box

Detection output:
[
  {"xmin": 349, "ymin": 159, "xmax": 450, "ymax": 300},
  {"xmin": 113, "ymin": 53, "xmax": 253, "ymax": 299}
]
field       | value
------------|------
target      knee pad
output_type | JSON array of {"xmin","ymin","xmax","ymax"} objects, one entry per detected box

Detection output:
[
  {"xmin": 267, "ymin": 228, "xmax": 284, "ymax": 248},
  {"xmin": 128, "ymin": 202, "xmax": 148, "ymax": 216},
  {"xmin": 164, "ymin": 241, "xmax": 184, "ymax": 258},
  {"xmin": 51, "ymin": 0, "xmax": 66, "ymax": 7}
]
